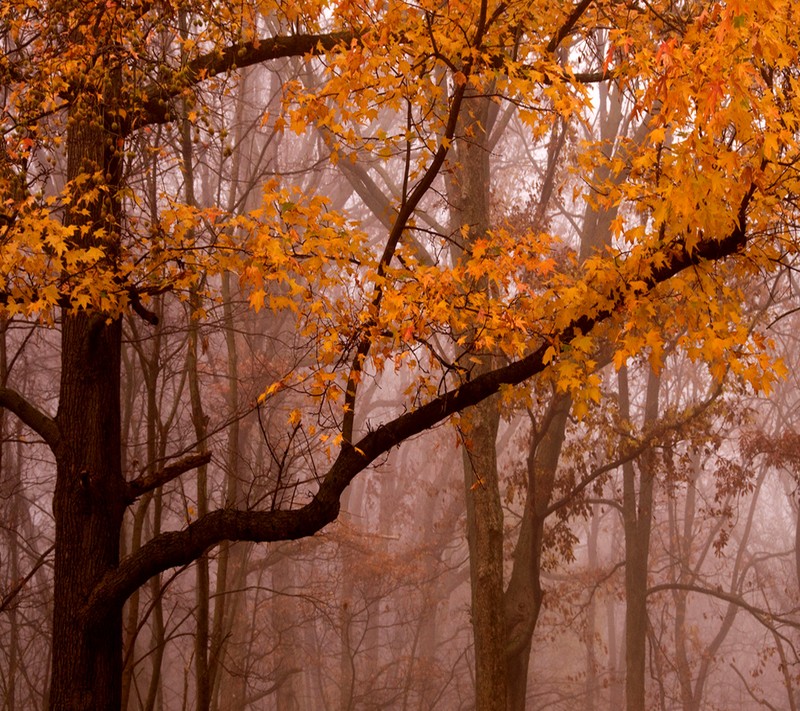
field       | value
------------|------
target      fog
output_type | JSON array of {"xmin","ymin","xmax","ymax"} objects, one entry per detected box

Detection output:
[{"xmin": 2, "ymin": 3, "xmax": 800, "ymax": 710}]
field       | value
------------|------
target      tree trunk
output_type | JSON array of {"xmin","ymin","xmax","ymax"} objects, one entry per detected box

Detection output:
[
  {"xmin": 504, "ymin": 395, "xmax": 570, "ymax": 711},
  {"xmin": 462, "ymin": 398, "xmax": 505, "ymax": 711},
  {"xmin": 620, "ymin": 367, "xmax": 659, "ymax": 711},
  {"xmin": 449, "ymin": 86, "xmax": 508, "ymax": 711},
  {"xmin": 49, "ymin": 59, "xmax": 127, "ymax": 710},
  {"xmin": 50, "ymin": 313, "xmax": 125, "ymax": 710},
  {"xmin": 584, "ymin": 507, "xmax": 601, "ymax": 710},
  {"xmin": 0, "ymin": 319, "xmax": 18, "ymax": 711}
]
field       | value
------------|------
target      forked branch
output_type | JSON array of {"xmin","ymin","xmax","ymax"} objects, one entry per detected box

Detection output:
[{"xmin": 0, "ymin": 544, "xmax": 55, "ymax": 613}]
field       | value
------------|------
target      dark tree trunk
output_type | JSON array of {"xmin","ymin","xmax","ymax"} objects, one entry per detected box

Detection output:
[
  {"xmin": 49, "ymin": 63, "xmax": 127, "ymax": 710},
  {"xmin": 50, "ymin": 313, "xmax": 125, "ymax": 710},
  {"xmin": 462, "ymin": 398, "xmax": 505, "ymax": 711}
]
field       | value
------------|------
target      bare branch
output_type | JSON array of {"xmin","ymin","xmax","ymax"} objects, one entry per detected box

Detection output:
[
  {"xmin": 729, "ymin": 663, "xmax": 781, "ymax": 711},
  {"xmin": 546, "ymin": 382, "xmax": 723, "ymax": 515},
  {"xmin": 0, "ymin": 544, "xmax": 55, "ymax": 613},
  {"xmin": 84, "ymin": 502, "xmax": 337, "ymax": 621},
  {"xmin": 125, "ymin": 451, "xmax": 212, "ymax": 503},
  {"xmin": 650, "ymin": 582, "xmax": 800, "ymax": 630},
  {"xmin": 0, "ymin": 387, "xmax": 60, "ymax": 451}
]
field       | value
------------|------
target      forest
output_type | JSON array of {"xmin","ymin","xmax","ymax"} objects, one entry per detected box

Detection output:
[{"xmin": 1, "ymin": 0, "xmax": 800, "ymax": 709}]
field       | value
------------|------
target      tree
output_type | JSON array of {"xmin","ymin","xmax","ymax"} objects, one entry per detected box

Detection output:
[{"xmin": 1, "ymin": 1, "xmax": 799, "ymax": 708}]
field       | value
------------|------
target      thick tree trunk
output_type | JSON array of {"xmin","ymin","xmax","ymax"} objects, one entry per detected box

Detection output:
[
  {"xmin": 449, "ymin": 87, "xmax": 508, "ymax": 711},
  {"xmin": 49, "ymin": 56, "xmax": 127, "ymax": 709},
  {"xmin": 50, "ymin": 313, "xmax": 125, "ymax": 710}
]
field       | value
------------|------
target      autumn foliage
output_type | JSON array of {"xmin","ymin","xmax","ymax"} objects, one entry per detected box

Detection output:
[
  {"xmin": 2, "ymin": 0, "xmax": 800, "ymax": 708},
  {"xmin": 2, "ymin": 1, "xmax": 797, "ymax": 389}
]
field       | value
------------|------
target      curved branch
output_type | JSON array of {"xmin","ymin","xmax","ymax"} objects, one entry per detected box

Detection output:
[
  {"xmin": 546, "ymin": 381, "xmax": 723, "ymax": 516},
  {"xmin": 138, "ymin": 31, "xmax": 356, "ymax": 128},
  {"xmin": 85, "ymin": 187, "xmax": 754, "ymax": 618},
  {"xmin": 729, "ymin": 663, "xmax": 781, "ymax": 711},
  {"xmin": 341, "ymin": 77, "xmax": 468, "ymax": 442},
  {"xmin": 0, "ymin": 387, "xmax": 60, "ymax": 451},
  {"xmin": 648, "ymin": 582, "xmax": 800, "ymax": 632},
  {"xmin": 547, "ymin": 0, "xmax": 596, "ymax": 53},
  {"xmin": 84, "ymin": 498, "xmax": 338, "ymax": 621}
]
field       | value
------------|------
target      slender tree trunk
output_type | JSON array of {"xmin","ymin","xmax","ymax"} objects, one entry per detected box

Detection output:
[
  {"xmin": 122, "ymin": 148, "xmax": 164, "ymax": 709},
  {"xmin": 273, "ymin": 551, "xmax": 302, "ymax": 711},
  {"xmin": 585, "ymin": 508, "xmax": 601, "ymax": 710},
  {"xmin": 0, "ymin": 318, "xmax": 18, "ymax": 711},
  {"xmin": 620, "ymin": 367, "xmax": 659, "ymax": 711},
  {"xmin": 141, "ymin": 489, "xmax": 166, "ymax": 711},
  {"xmin": 607, "ymin": 567, "xmax": 625, "ymax": 711},
  {"xmin": 174, "ymin": 24, "xmax": 214, "ymax": 704},
  {"xmin": 671, "ymin": 458, "xmax": 762, "ymax": 711},
  {"xmin": 449, "ymin": 87, "xmax": 507, "ymax": 711},
  {"xmin": 209, "ymin": 63, "xmax": 262, "ymax": 708},
  {"xmin": 504, "ymin": 396, "xmax": 570, "ymax": 710},
  {"xmin": 6, "ymin": 504, "xmax": 20, "ymax": 711},
  {"xmin": 670, "ymin": 482, "xmax": 695, "ymax": 711},
  {"xmin": 338, "ymin": 569, "xmax": 357, "ymax": 711}
]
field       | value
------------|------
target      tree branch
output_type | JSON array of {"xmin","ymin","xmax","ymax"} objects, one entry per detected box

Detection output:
[
  {"xmin": 84, "ymin": 186, "xmax": 754, "ymax": 619},
  {"xmin": 0, "ymin": 544, "xmax": 55, "ymax": 613},
  {"xmin": 341, "ymin": 68, "xmax": 469, "ymax": 442},
  {"xmin": 546, "ymin": 381, "xmax": 723, "ymax": 516},
  {"xmin": 0, "ymin": 387, "xmax": 60, "ymax": 451},
  {"xmin": 729, "ymin": 663, "xmax": 782, "ymax": 711},
  {"xmin": 84, "ymin": 500, "xmax": 337, "ymax": 621},
  {"xmin": 648, "ymin": 582, "xmax": 800, "ymax": 632},
  {"xmin": 138, "ymin": 31, "xmax": 356, "ymax": 128},
  {"xmin": 547, "ymin": 0, "xmax": 595, "ymax": 53},
  {"xmin": 125, "ymin": 451, "xmax": 213, "ymax": 503}
]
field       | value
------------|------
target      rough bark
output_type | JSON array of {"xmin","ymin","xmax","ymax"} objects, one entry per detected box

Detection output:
[
  {"xmin": 48, "ymin": 56, "xmax": 128, "ymax": 706},
  {"xmin": 50, "ymin": 311, "xmax": 125, "ymax": 711},
  {"xmin": 462, "ymin": 398, "xmax": 505, "ymax": 711}
]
